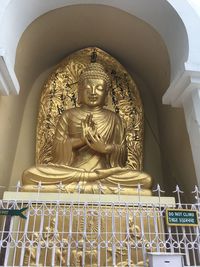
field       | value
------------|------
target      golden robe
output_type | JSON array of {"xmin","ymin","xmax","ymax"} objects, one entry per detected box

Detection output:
[{"xmin": 22, "ymin": 107, "xmax": 152, "ymax": 194}]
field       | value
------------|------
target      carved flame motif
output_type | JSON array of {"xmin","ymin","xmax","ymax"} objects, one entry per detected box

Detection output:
[{"xmin": 36, "ymin": 47, "xmax": 144, "ymax": 170}]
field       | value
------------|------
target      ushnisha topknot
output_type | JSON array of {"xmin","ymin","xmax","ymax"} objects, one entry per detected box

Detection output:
[{"xmin": 79, "ymin": 63, "xmax": 110, "ymax": 89}]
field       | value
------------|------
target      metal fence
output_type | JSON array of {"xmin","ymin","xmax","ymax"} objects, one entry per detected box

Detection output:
[{"xmin": 0, "ymin": 183, "xmax": 200, "ymax": 266}]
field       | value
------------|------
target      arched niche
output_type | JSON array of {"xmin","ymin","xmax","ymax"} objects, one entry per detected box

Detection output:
[
  {"xmin": 8, "ymin": 4, "xmax": 168, "ymax": 189},
  {"xmin": 0, "ymin": 3, "xmax": 196, "ymax": 202}
]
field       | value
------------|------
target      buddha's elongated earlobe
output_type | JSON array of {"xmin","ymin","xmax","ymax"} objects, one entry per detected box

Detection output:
[
  {"xmin": 77, "ymin": 80, "xmax": 83, "ymax": 105},
  {"xmin": 104, "ymin": 94, "xmax": 108, "ymax": 106},
  {"xmin": 77, "ymin": 91, "xmax": 81, "ymax": 105}
]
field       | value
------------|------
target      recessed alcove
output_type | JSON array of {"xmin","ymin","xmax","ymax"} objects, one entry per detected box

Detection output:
[{"xmin": 0, "ymin": 4, "xmax": 196, "ymax": 201}]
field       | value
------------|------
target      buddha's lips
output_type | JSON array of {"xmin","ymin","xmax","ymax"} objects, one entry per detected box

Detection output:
[{"xmin": 89, "ymin": 97, "xmax": 98, "ymax": 101}]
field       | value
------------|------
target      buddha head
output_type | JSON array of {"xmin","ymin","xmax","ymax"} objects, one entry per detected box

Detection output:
[{"xmin": 78, "ymin": 63, "xmax": 110, "ymax": 107}]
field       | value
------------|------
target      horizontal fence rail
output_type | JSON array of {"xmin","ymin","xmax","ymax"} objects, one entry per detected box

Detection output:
[{"xmin": 0, "ymin": 183, "xmax": 199, "ymax": 266}]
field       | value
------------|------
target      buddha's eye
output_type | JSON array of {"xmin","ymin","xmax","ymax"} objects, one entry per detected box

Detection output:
[{"xmin": 97, "ymin": 86, "xmax": 103, "ymax": 90}]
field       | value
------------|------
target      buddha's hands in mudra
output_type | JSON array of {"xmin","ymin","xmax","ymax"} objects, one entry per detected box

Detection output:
[{"xmin": 82, "ymin": 114, "xmax": 113, "ymax": 154}]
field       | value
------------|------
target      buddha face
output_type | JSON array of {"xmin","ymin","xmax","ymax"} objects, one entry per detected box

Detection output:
[{"xmin": 79, "ymin": 78, "xmax": 107, "ymax": 107}]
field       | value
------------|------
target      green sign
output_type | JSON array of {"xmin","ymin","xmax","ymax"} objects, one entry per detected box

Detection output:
[
  {"xmin": 0, "ymin": 207, "xmax": 28, "ymax": 219},
  {"xmin": 166, "ymin": 208, "xmax": 199, "ymax": 226}
]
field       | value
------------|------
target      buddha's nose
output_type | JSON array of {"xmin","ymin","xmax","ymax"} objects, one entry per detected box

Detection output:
[{"xmin": 91, "ymin": 86, "xmax": 96, "ymax": 94}]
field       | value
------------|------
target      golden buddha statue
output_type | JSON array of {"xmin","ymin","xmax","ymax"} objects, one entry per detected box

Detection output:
[{"xmin": 22, "ymin": 62, "xmax": 152, "ymax": 195}]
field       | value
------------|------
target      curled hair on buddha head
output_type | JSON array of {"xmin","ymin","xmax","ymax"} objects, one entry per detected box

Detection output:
[{"xmin": 78, "ymin": 62, "xmax": 110, "ymax": 90}]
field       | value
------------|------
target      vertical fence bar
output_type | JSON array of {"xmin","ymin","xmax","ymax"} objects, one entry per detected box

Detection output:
[
  {"xmin": 188, "ymin": 204, "xmax": 197, "ymax": 266},
  {"xmin": 125, "ymin": 204, "xmax": 131, "ymax": 266},
  {"xmin": 0, "ymin": 199, "xmax": 11, "ymax": 266},
  {"xmin": 97, "ymin": 184, "xmax": 102, "ymax": 267},
  {"xmin": 2, "ymin": 200, "xmax": 14, "ymax": 267},
  {"xmin": 19, "ymin": 201, "xmax": 31, "ymax": 266},
  {"xmin": 43, "ymin": 201, "xmax": 53, "ymax": 266},
  {"xmin": 35, "ymin": 202, "xmax": 45, "ymax": 266},
  {"xmin": 182, "ymin": 224, "xmax": 191, "ymax": 265},
  {"xmin": 137, "ymin": 184, "xmax": 147, "ymax": 266},
  {"xmin": 105, "ymin": 204, "xmax": 108, "ymax": 267},
  {"xmin": 81, "ymin": 202, "xmax": 87, "ymax": 266},
  {"xmin": 3, "ymin": 216, "xmax": 13, "ymax": 266},
  {"xmin": 192, "ymin": 186, "xmax": 200, "ymax": 265},
  {"xmin": 117, "ymin": 185, "xmax": 123, "ymax": 266},
  {"xmin": 12, "ymin": 201, "xmax": 23, "ymax": 266},
  {"xmin": 145, "ymin": 204, "xmax": 152, "ymax": 255},
  {"xmin": 152, "ymin": 204, "xmax": 160, "ymax": 253},
  {"xmin": 111, "ymin": 202, "xmax": 116, "ymax": 266},
  {"xmin": 67, "ymin": 202, "xmax": 73, "ymax": 267},
  {"xmin": 51, "ymin": 202, "xmax": 59, "ymax": 267},
  {"xmin": 131, "ymin": 203, "xmax": 139, "ymax": 265},
  {"xmin": 153, "ymin": 184, "xmax": 165, "ymax": 253}
]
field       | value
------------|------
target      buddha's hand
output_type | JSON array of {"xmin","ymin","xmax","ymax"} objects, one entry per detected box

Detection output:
[
  {"xmin": 82, "ymin": 115, "xmax": 113, "ymax": 154},
  {"xmin": 81, "ymin": 113, "xmax": 95, "ymax": 138},
  {"xmin": 86, "ymin": 132, "xmax": 113, "ymax": 153},
  {"xmin": 81, "ymin": 114, "xmax": 96, "ymax": 131}
]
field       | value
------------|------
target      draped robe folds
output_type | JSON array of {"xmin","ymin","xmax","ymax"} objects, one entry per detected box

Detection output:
[{"xmin": 22, "ymin": 107, "xmax": 152, "ymax": 194}]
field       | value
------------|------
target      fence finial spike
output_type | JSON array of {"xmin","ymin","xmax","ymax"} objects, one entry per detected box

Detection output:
[
  {"xmin": 56, "ymin": 181, "xmax": 66, "ymax": 192},
  {"xmin": 192, "ymin": 185, "xmax": 200, "ymax": 194},
  {"xmin": 152, "ymin": 184, "xmax": 165, "ymax": 206},
  {"xmin": 10, "ymin": 181, "xmax": 22, "ymax": 192},
  {"xmin": 76, "ymin": 181, "xmax": 82, "ymax": 194},
  {"xmin": 97, "ymin": 181, "xmax": 103, "ymax": 194},
  {"xmin": 33, "ymin": 181, "xmax": 44, "ymax": 195},
  {"xmin": 137, "ymin": 183, "xmax": 143, "ymax": 203},
  {"xmin": 117, "ymin": 183, "xmax": 122, "ymax": 193},
  {"xmin": 191, "ymin": 185, "xmax": 200, "ymax": 203},
  {"xmin": 16, "ymin": 181, "xmax": 21, "ymax": 192},
  {"xmin": 173, "ymin": 185, "xmax": 184, "ymax": 194},
  {"xmin": 153, "ymin": 184, "xmax": 165, "ymax": 194},
  {"xmin": 173, "ymin": 185, "xmax": 184, "ymax": 207}
]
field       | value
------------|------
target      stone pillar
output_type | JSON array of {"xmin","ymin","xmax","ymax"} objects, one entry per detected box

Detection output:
[
  {"xmin": 183, "ymin": 89, "xmax": 200, "ymax": 184},
  {"xmin": 163, "ymin": 69, "xmax": 200, "ymax": 186}
]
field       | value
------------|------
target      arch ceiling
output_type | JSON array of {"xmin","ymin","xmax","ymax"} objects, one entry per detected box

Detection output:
[{"xmin": 15, "ymin": 4, "xmax": 170, "ymax": 105}]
